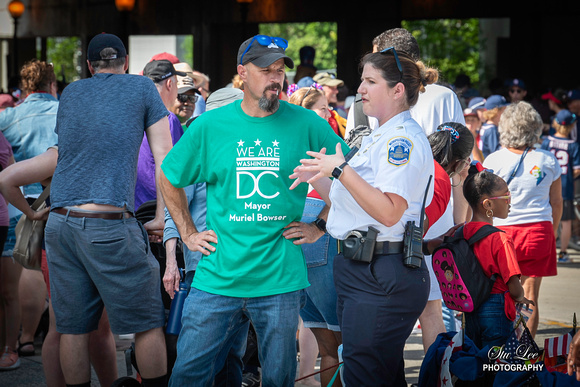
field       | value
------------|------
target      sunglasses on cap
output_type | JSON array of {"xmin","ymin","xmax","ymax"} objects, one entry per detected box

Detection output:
[
  {"xmin": 177, "ymin": 94, "xmax": 198, "ymax": 104},
  {"xmin": 239, "ymin": 35, "xmax": 289, "ymax": 65},
  {"xmin": 379, "ymin": 46, "xmax": 403, "ymax": 82}
]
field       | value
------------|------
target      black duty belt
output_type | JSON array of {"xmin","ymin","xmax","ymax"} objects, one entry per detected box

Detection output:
[{"xmin": 338, "ymin": 240, "xmax": 404, "ymax": 255}]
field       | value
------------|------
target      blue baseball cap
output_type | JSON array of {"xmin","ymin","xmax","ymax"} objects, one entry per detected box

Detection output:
[
  {"xmin": 555, "ymin": 109, "xmax": 577, "ymax": 126},
  {"xmin": 568, "ymin": 89, "xmax": 580, "ymax": 101},
  {"xmin": 508, "ymin": 78, "xmax": 526, "ymax": 90},
  {"xmin": 468, "ymin": 97, "xmax": 486, "ymax": 111},
  {"xmin": 485, "ymin": 95, "xmax": 509, "ymax": 110}
]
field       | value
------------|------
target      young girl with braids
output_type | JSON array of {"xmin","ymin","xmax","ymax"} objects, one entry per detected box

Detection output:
[{"xmin": 461, "ymin": 162, "xmax": 533, "ymax": 349}]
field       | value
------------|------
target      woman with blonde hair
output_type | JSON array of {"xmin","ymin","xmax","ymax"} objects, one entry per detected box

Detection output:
[
  {"xmin": 479, "ymin": 94, "xmax": 510, "ymax": 158},
  {"xmin": 483, "ymin": 101, "xmax": 562, "ymax": 338},
  {"xmin": 290, "ymin": 48, "xmax": 439, "ymax": 386}
]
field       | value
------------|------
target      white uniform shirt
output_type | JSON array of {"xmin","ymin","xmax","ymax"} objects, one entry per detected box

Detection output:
[{"xmin": 327, "ymin": 110, "xmax": 434, "ymax": 241}]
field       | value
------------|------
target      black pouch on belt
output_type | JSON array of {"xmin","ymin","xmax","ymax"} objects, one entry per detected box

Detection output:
[{"xmin": 341, "ymin": 226, "xmax": 379, "ymax": 263}]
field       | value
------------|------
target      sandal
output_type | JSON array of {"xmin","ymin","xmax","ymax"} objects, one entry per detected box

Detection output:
[{"xmin": 17, "ymin": 341, "xmax": 35, "ymax": 357}]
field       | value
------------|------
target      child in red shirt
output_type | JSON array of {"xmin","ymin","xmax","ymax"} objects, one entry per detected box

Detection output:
[{"xmin": 461, "ymin": 162, "xmax": 533, "ymax": 349}]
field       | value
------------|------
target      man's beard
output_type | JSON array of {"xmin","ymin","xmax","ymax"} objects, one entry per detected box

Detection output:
[{"xmin": 258, "ymin": 84, "xmax": 281, "ymax": 113}]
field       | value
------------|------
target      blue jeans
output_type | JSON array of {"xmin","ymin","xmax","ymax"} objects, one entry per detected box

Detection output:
[
  {"xmin": 300, "ymin": 198, "xmax": 339, "ymax": 330},
  {"xmin": 465, "ymin": 293, "xmax": 513, "ymax": 349},
  {"xmin": 169, "ymin": 288, "xmax": 304, "ymax": 387}
]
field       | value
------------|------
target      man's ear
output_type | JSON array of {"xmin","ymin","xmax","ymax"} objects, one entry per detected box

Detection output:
[{"xmin": 237, "ymin": 64, "xmax": 247, "ymax": 81}]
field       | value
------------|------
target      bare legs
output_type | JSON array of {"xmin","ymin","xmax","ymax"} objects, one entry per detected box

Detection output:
[{"xmin": 521, "ymin": 276, "xmax": 542, "ymax": 337}]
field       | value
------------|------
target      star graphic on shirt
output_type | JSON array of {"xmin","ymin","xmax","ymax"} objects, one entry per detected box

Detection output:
[
  {"xmin": 237, "ymin": 140, "xmax": 244, "ymax": 147},
  {"xmin": 254, "ymin": 139, "xmax": 262, "ymax": 146},
  {"xmin": 272, "ymin": 140, "xmax": 279, "ymax": 147}
]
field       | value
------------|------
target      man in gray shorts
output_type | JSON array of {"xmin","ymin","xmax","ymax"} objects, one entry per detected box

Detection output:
[{"xmin": 44, "ymin": 33, "xmax": 172, "ymax": 387}]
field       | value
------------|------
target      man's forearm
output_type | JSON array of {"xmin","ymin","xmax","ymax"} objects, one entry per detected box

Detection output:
[{"xmin": 159, "ymin": 170, "xmax": 198, "ymax": 238}]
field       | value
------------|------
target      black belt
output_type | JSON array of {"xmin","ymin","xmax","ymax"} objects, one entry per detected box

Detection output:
[
  {"xmin": 338, "ymin": 240, "xmax": 404, "ymax": 255},
  {"xmin": 53, "ymin": 207, "xmax": 133, "ymax": 220}
]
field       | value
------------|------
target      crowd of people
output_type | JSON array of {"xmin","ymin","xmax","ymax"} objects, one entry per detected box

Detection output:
[{"xmin": 0, "ymin": 26, "xmax": 579, "ymax": 387}]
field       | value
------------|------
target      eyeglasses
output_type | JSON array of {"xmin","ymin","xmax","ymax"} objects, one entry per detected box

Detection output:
[
  {"xmin": 509, "ymin": 88, "xmax": 523, "ymax": 94},
  {"xmin": 379, "ymin": 46, "xmax": 403, "ymax": 82},
  {"xmin": 454, "ymin": 157, "xmax": 471, "ymax": 173},
  {"xmin": 483, "ymin": 192, "xmax": 511, "ymax": 203},
  {"xmin": 177, "ymin": 94, "xmax": 198, "ymax": 104},
  {"xmin": 239, "ymin": 35, "xmax": 289, "ymax": 65}
]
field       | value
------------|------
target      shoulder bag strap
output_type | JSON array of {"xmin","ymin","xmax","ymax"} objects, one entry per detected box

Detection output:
[
  {"xmin": 30, "ymin": 182, "xmax": 51, "ymax": 211},
  {"xmin": 505, "ymin": 147, "xmax": 530, "ymax": 186}
]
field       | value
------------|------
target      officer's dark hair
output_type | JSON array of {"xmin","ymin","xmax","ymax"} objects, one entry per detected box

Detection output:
[
  {"xmin": 428, "ymin": 122, "xmax": 474, "ymax": 169},
  {"xmin": 359, "ymin": 51, "xmax": 438, "ymax": 108}
]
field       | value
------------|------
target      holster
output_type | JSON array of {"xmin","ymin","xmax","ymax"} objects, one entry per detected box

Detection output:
[{"xmin": 339, "ymin": 226, "xmax": 379, "ymax": 263}]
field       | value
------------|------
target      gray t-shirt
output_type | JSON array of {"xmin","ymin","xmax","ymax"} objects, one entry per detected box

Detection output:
[{"xmin": 51, "ymin": 72, "xmax": 168, "ymax": 212}]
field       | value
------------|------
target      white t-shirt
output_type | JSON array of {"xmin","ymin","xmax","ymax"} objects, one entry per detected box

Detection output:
[
  {"xmin": 483, "ymin": 148, "xmax": 561, "ymax": 226},
  {"xmin": 345, "ymin": 84, "xmax": 465, "ymax": 137},
  {"xmin": 327, "ymin": 110, "xmax": 434, "ymax": 241}
]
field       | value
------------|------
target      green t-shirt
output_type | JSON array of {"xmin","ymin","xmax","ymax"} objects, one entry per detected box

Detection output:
[{"xmin": 162, "ymin": 100, "xmax": 348, "ymax": 297}]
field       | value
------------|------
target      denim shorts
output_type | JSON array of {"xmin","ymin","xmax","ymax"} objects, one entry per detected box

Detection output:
[
  {"xmin": 299, "ymin": 198, "xmax": 340, "ymax": 331},
  {"xmin": 465, "ymin": 293, "xmax": 513, "ymax": 349},
  {"xmin": 44, "ymin": 211, "xmax": 165, "ymax": 335}
]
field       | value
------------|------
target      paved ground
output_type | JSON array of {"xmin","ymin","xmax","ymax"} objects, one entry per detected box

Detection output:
[{"xmin": 1, "ymin": 256, "xmax": 578, "ymax": 386}]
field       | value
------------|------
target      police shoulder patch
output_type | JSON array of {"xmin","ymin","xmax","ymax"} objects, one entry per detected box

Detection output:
[{"xmin": 387, "ymin": 136, "xmax": 413, "ymax": 166}]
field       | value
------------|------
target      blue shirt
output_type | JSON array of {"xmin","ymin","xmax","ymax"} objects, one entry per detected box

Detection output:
[
  {"xmin": 480, "ymin": 123, "xmax": 501, "ymax": 158},
  {"xmin": 163, "ymin": 183, "xmax": 207, "ymax": 273},
  {"xmin": 541, "ymin": 135, "xmax": 580, "ymax": 200},
  {"xmin": 0, "ymin": 93, "xmax": 59, "ymax": 195},
  {"xmin": 51, "ymin": 73, "xmax": 168, "ymax": 212}
]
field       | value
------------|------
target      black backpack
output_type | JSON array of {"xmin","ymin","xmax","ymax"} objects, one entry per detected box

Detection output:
[{"xmin": 431, "ymin": 224, "xmax": 502, "ymax": 313}]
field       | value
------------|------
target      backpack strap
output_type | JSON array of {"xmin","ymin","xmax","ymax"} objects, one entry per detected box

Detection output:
[
  {"xmin": 466, "ymin": 224, "xmax": 502, "ymax": 281},
  {"xmin": 467, "ymin": 224, "xmax": 502, "ymax": 246}
]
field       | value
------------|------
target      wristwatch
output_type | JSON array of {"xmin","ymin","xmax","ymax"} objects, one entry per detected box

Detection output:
[
  {"xmin": 332, "ymin": 161, "xmax": 349, "ymax": 180},
  {"xmin": 313, "ymin": 217, "xmax": 327, "ymax": 233}
]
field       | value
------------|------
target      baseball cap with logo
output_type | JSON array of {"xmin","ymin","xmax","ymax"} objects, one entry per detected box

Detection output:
[
  {"xmin": 143, "ymin": 60, "xmax": 186, "ymax": 83},
  {"xmin": 313, "ymin": 72, "xmax": 344, "ymax": 87},
  {"xmin": 508, "ymin": 78, "xmax": 526, "ymax": 90},
  {"xmin": 555, "ymin": 109, "xmax": 577, "ymax": 126},
  {"xmin": 87, "ymin": 33, "xmax": 127, "ymax": 61},
  {"xmin": 237, "ymin": 35, "xmax": 294, "ymax": 69}
]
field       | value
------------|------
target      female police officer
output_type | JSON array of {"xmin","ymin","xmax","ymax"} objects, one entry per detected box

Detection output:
[{"xmin": 290, "ymin": 49, "xmax": 438, "ymax": 386}]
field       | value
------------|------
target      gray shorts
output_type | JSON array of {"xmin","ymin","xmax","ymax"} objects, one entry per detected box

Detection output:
[{"xmin": 44, "ymin": 211, "xmax": 165, "ymax": 335}]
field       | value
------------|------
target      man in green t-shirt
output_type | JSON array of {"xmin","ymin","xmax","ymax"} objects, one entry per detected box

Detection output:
[{"xmin": 160, "ymin": 35, "xmax": 347, "ymax": 386}]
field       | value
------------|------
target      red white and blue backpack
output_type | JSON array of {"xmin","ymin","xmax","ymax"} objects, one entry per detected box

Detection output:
[{"xmin": 431, "ymin": 224, "xmax": 502, "ymax": 313}]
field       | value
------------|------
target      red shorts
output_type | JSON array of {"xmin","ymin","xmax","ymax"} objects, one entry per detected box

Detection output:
[
  {"xmin": 41, "ymin": 249, "xmax": 51, "ymax": 297},
  {"xmin": 499, "ymin": 221, "xmax": 557, "ymax": 277}
]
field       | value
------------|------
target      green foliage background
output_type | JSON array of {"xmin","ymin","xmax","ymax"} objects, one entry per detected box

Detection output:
[
  {"xmin": 401, "ymin": 19, "xmax": 481, "ymax": 86},
  {"xmin": 46, "ymin": 37, "xmax": 82, "ymax": 84},
  {"xmin": 260, "ymin": 22, "xmax": 338, "ymax": 71},
  {"xmin": 42, "ymin": 20, "xmax": 481, "ymax": 89}
]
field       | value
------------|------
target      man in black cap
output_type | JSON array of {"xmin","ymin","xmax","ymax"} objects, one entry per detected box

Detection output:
[
  {"xmin": 136, "ymin": 59, "xmax": 187, "ymax": 210},
  {"xmin": 159, "ymin": 35, "xmax": 348, "ymax": 386},
  {"xmin": 45, "ymin": 33, "xmax": 171, "ymax": 387}
]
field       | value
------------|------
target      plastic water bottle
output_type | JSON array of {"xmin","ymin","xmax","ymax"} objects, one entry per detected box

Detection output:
[{"xmin": 166, "ymin": 269, "xmax": 187, "ymax": 335}]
